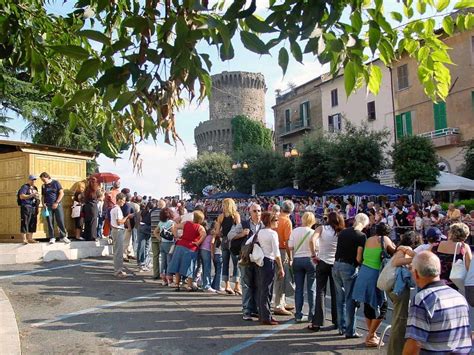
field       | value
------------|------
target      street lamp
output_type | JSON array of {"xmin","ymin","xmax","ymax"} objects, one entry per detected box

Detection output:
[
  {"xmin": 284, "ymin": 147, "xmax": 300, "ymax": 188},
  {"xmin": 175, "ymin": 177, "xmax": 186, "ymax": 200},
  {"xmin": 232, "ymin": 161, "xmax": 248, "ymax": 170}
]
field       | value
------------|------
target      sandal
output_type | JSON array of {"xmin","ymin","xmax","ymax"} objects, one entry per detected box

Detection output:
[
  {"xmin": 225, "ymin": 289, "xmax": 235, "ymax": 295},
  {"xmin": 365, "ymin": 337, "xmax": 382, "ymax": 348},
  {"xmin": 234, "ymin": 289, "xmax": 242, "ymax": 296}
]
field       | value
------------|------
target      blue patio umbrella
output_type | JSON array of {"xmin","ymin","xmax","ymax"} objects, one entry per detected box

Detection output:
[
  {"xmin": 258, "ymin": 187, "xmax": 313, "ymax": 197},
  {"xmin": 323, "ymin": 180, "xmax": 409, "ymax": 196}
]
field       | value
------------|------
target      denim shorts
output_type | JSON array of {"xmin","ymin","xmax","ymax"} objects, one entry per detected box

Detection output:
[{"xmin": 167, "ymin": 245, "xmax": 197, "ymax": 277}]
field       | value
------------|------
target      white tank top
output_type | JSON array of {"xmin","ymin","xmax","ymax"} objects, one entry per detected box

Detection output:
[{"xmin": 318, "ymin": 225, "xmax": 338, "ymax": 265}]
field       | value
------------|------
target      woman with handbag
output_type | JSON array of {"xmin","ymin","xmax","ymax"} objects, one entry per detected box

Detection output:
[
  {"xmin": 250, "ymin": 212, "xmax": 285, "ymax": 325},
  {"xmin": 288, "ymin": 212, "xmax": 318, "ymax": 323},
  {"xmin": 308, "ymin": 212, "xmax": 345, "ymax": 331},
  {"xmin": 352, "ymin": 223, "xmax": 396, "ymax": 347},
  {"xmin": 386, "ymin": 231, "xmax": 420, "ymax": 355},
  {"xmin": 153, "ymin": 207, "xmax": 175, "ymax": 285},
  {"xmin": 431, "ymin": 222, "xmax": 472, "ymax": 291}
]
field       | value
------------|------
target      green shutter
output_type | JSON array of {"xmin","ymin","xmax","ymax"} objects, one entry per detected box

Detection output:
[
  {"xmin": 434, "ymin": 102, "xmax": 447, "ymax": 130},
  {"xmin": 395, "ymin": 114, "xmax": 403, "ymax": 139},
  {"xmin": 405, "ymin": 111, "xmax": 413, "ymax": 136},
  {"xmin": 299, "ymin": 103, "xmax": 303, "ymax": 125}
]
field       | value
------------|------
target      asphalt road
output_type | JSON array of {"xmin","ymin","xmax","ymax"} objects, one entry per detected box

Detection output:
[{"xmin": 0, "ymin": 258, "xmax": 386, "ymax": 355}]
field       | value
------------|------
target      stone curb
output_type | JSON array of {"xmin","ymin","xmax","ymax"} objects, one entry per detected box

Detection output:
[{"xmin": 0, "ymin": 288, "xmax": 21, "ymax": 355}]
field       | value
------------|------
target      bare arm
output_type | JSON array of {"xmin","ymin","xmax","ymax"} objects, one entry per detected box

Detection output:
[
  {"xmin": 402, "ymin": 339, "xmax": 421, "ymax": 355},
  {"xmin": 192, "ymin": 226, "xmax": 207, "ymax": 246},
  {"xmin": 384, "ymin": 236, "xmax": 397, "ymax": 255},
  {"xmin": 56, "ymin": 189, "xmax": 64, "ymax": 204},
  {"xmin": 464, "ymin": 243, "xmax": 472, "ymax": 271},
  {"xmin": 309, "ymin": 226, "xmax": 322, "ymax": 256},
  {"xmin": 356, "ymin": 246, "xmax": 364, "ymax": 265}
]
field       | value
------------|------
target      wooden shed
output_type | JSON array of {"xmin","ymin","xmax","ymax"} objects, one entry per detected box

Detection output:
[{"xmin": 0, "ymin": 140, "xmax": 96, "ymax": 242}]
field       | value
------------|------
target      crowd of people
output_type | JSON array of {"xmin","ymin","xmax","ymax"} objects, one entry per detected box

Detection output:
[{"xmin": 16, "ymin": 174, "xmax": 474, "ymax": 353}]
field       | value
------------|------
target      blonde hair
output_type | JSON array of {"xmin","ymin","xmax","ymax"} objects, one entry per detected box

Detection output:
[
  {"xmin": 302, "ymin": 212, "xmax": 316, "ymax": 227},
  {"xmin": 222, "ymin": 198, "xmax": 238, "ymax": 219},
  {"xmin": 193, "ymin": 210, "xmax": 205, "ymax": 224},
  {"xmin": 353, "ymin": 213, "xmax": 370, "ymax": 230},
  {"xmin": 449, "ymin": 222, "xmax": 470, "ymax": 242}
]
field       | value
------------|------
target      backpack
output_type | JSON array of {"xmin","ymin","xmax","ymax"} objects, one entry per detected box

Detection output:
[{"xmin": 160, "ymin": 224, "xmax": 174, "ymax": 241}]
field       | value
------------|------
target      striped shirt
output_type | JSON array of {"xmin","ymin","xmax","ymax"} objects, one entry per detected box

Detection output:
[{"xmin": 406, "ymin": 281, "xmax": 472, "ymax": 354}]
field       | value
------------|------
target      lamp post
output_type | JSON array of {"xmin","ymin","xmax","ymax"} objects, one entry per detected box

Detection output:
[
  {"xmin": 175, "ymin": 177, "xmax": 186, "ymax": 200},
  {"xmin": 284, "ymin": 146, "xmax": 300, "ymax": 188},
  {"xmin": 232, "ymin": 161, "xmax": 253, "ymax": 194}
]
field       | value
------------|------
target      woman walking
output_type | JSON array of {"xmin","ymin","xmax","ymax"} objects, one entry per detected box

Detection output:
[
  {"xmin": 136, "ymin": 201, "xmax": 153, "ymax": 272},
  {"xmin": 308, "ymin": 212, "xmax": 345, "ymax": 331},
  {"xmin": 214, "ymin": 198, "xmax": 242, "ymax": 295},
  {"xmin": 251, "ymin": 212, "xmax": 285, "ymax": 325},
  {"xmin": 153, "ymin": 207, "xmax": 175, "ymax": 285},
  {"xmin": 352, "ymin": 223, "xmax": 396, "ymax": 347},
  {"xmin": 288, "ymin": 212, "xmax": 317, "ymax": 323}
]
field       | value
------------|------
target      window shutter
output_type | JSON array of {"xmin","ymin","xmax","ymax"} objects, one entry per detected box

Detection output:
[
  {"xmin": 433, "ymin": 102, "xmax": 447, "ymax": 130},
  {"xmin": 405, "ymin": 112, "xmax": 413, "ymax": 136},
  {"xmin": 395, "ymin": 114, "xmax": 403, "ymax": 139},
  {"xmin": 328, "ymin": 115, "xmax": 334, "ymax": 132},
  {"xmin": 299, "ymin": 103, "xmax": 303, "ymax": 125}
]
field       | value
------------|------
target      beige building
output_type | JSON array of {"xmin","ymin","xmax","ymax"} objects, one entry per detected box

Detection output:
[
  {"xmin": 273, "ymin": 77, "xmax": 323, "ymax": 152},
  {"xmin": 393, "ymin": 29, "xmax": 474, "ymax": 173}
]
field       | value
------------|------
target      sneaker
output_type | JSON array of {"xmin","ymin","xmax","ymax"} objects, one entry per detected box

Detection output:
[
  {"xmin": 49, "ymin": 238, "xmax": 56, "ymax": 244},
  {"xmin": 141, "ymin": 266, "xmax": 150, "ymax": 272},
  {"xmin": 295, "ymin": 316, "xmax": 308, "ymax": 323},
  {"xmin": 61, "ymin": 237, "xmax": 71, "ymax": 244},
  {"xmin": 204, "ymin": 287, "xmax": 217, "ymax": 293},
  {"xmin": 243, "ymin": 314, "xmax": 253, "ymax": 321},
  {"xmin": 76, "ymin": 236, "xmax": 85, "ymax": 241}
]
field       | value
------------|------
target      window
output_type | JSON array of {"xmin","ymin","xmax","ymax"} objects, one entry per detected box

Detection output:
[
  {"xmin": 367, "ymin": 101, "xmax": 376, "ymax": 120},
  {"xmin": 328, "ymin": 113, "xmax": 342, "ymax": 132},
  {"xmin": 397, "ymin": 64, "xmax": 409, "ymax": 90},
  {"xmin": 331, "ymin": 89, "xmax": 338, "ymax": 107},
  {"xmin": 300, "ymin": 101, "xmax": 310, "ymax": 127},
  {"xmin": 285, "ymin": 109, "xmax": 291, "ymax": 132},
  {"xmin": 395, "ymin": 111, "xmax": 413, "ymax": 139},
  {"xmin": 433, "ymin": 102, "xmax": 447, "ymax": 131}
]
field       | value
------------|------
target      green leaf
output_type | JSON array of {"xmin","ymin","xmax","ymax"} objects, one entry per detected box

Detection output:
[
  {"xmin": 442, "ymin": 16, "xmax": 454, "ymax": 35},
  {"xmin": 417, "ymin": 0, "xmax": 427, "ymax": 14},
  {"xmin": 435, "ymin": 0, "xmax": 450, "ymax": 11},
  {"xmin": 50, "ymin": 45, "xmax": 89, "ymax": 60},
  {"xmin": 113, "ymin": 91, "xmax": 136, "ymax": 111},
  {"xmin": 465, "ymin": 13, "xmax": 474, "ymax": 30},
  {"xmin": 424, "ymin": 19, "xmax": 435, "ymax": 34},
  {"xmin": 368, "ymin": 22, "xmax": 381, "ymax": 54},
  {"xmin": 344, "ymin": 61, "xmax": 356, "ymax": 96},
  {"xmin": 431, "ymin": 49, "xmax": 454, "ymax": 64},
  {"xmin": 350, "ymin": 11, "xmax": 363, "ymax": 33},
  {"xmin": 290, "ymin": 41, "xmax": 303, "ymax": 63},
  {"xmin": 220, "ymin": 42, "xmax": 235, "ymax": 60},
  {"xmin": 278, "ymin": 47, "xmax": 289, "ymax": 75},
  {"xmin": 456, "ymin": 14, "xmax": 466, "ymax": 31},
  {"xmin": 77, "ymin": 30, "xmax": 111, "ymax": 45},
  {"xmin": 122, "ymin": 16, "xmax": 149, "ymax": 32},
  {"xmin": 245, "ymin": 15, "xmax": 276, "ymax": 33},
  {"xmin": 69, "ymin": 112, "xmax": 78, "ymax": 131},
  {"xmin": 76, "ymin": 58, "xmax": 101, "ymax": 83},
  {"xmin": 240, "ymin": 31, "xmax": 269, "ymax": 55},
  {"xmin": 390, "ymin": 12, "xmax": 403, "ymax": 23},
  {"xmin": 64, "ymin": 88, "xmax": 96, "ymax": 109},
  {"xmin": 368, "ymin": 64, "xmax": 382, "ymax": 95},
  {"xmin": 0, "ymin": 74, "xmax": 5, "ymax": 94},
  {"xmin": 51, "ymin": 93, "xmax": 65, "ymax": 108},
  {"xmin": 454, "ymin": 0, "xmax": 474, "ymax": 9}
]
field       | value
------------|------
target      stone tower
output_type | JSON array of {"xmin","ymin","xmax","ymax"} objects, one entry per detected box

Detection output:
[{"xmin": 194, "ymin": 71, "xmax": 266, "ymax": 155}]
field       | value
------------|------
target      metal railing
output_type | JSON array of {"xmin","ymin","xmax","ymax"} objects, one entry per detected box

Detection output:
[{"xmin": 418, "ymin": 127, "xmax": 460, "ymax": 139}]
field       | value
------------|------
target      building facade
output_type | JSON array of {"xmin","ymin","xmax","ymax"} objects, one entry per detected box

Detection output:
[
  {"xmin": 393, "ymin": 29, "xmax": 474, "ymax": 173},
  {"xmin": 273, "ymin": 77, "xmax": 323, "ymax": 152},
  {"xmin": 194, "ymin": 71, "xmax": 266, "ymax": 155}
]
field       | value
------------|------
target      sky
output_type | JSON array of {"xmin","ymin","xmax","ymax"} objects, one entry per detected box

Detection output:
[{"xmin": 4, "ymin": 1, "xmax": 447, "ymax": 197}]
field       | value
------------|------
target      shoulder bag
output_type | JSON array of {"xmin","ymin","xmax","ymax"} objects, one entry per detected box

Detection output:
[
  {"xmin": 239, "ymin": 232, "xmax": 260, "ymax": 267},
  {"xmin": 449, "ymin": 242, "xmax": 467, "ymax": 292},
  {"xmin": 377, "ymin": 236, "xmax": 396, "ymax": 292}
]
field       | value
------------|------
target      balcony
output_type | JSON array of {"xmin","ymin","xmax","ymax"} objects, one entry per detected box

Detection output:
[
  {"xmin": 418, "ymin": 127, "xmax": 461, "ymax": 148},
  {"xmin": 279, "ymin": 121, "xmax": 312, "ymax": 137}
]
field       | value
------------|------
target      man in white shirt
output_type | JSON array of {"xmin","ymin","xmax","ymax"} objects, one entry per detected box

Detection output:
[{"xmin": 111, "ymin": 193, "xmax": 133, "ymax": 278}]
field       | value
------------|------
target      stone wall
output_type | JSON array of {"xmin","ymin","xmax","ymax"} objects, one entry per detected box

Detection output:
[{"xmin": 195, "ymin": 71, "xmax": 266, "ymax": 155}]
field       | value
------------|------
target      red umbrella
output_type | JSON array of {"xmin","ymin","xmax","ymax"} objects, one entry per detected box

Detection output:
[{"xmin": 91, "ymin": 172, "xmax": 120, "ymax": 183}]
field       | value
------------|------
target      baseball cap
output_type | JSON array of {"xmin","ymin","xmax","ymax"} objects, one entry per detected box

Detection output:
[
  {"xmin": 425, "ymin": 227, "xmax": 443, "ymax": 241},
  {"xmin": 28, "ymin": 174, "xmax": 37, "ymax": 180}
]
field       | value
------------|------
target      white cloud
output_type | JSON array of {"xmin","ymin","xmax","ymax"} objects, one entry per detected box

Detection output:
[{"xmin": 97, "ymin": 143, "xmax": 197, "ymax": 198}]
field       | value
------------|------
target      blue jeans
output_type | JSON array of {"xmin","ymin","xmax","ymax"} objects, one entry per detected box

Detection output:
[
  {"xmin": 159, "ymin": 242, "xmax": 173, "ymax": 276},
  {"xmin": 97, "ymin": 216, "xmax": 105, "ymax": 238},
  {"xmin": 222, "ymin": 248, "xmax": 240, "ymax": 282},
  {"xmin": 332, "ymin": 261, "xmax": 359, "ymax": 336},
  {"xmin": 136, "ymin": 225, "xmax": 151, "ymax": 267},
  {"xmin": 240, "ymin": 263, "xmax": 258, "ymax": 316},
  {"xmin": 200, "ymin": 249, "xmax": 212, "ymax": 289},
  {"xmin": 293, "ymin": 257, "xmax": 317, "ymax": 320},
  {"xmin": 212, "ymin": 253, "xmax": 223, "ymax": 290}
]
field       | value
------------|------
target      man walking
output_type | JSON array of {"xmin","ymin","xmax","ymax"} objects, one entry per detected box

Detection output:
[
  {"xmin": 403, "ymin": 251, "xmax": 472, "ymax": 354},
  {"xmin": 40, "ymin": 172, "xmax": 70, "ymax": 244},
  {"xmin": 273, "ymin": 200, "xmax": 295, "ymax": 316},
  {"xmin": 228, "ymin": 203, "xmax": 264, "ymax": 320},
  {"xmin": 18, "ymin": 175, "xmax": 40, "ymax": 244}
]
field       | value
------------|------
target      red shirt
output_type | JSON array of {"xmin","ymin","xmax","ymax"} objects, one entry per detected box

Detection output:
[{"xmin": 177, "ymin": 222, "xmax": 202, "ymax": 252}]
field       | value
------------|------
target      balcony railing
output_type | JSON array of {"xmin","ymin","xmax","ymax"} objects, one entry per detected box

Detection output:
[
  {"xmin": 280, "ymin": 121, "xmax": 311, "ymax": 137},
  {"xmin": 418, "ymin": 127, "xmax": 460, "ymax": 148}
]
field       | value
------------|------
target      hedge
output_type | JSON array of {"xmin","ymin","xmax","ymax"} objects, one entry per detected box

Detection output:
[{"xmin": 441, "ymin": 200, "xmax": 474, "ymax": 212}]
